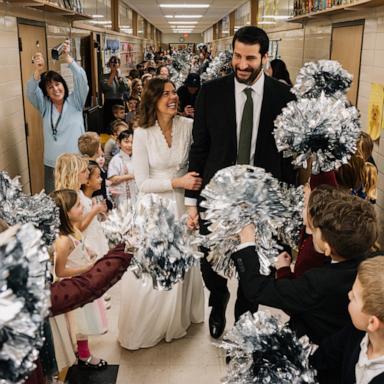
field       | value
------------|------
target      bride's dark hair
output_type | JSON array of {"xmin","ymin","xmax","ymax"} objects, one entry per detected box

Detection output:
[{"xmin": 139, "ymin": 78, "xmax": 176, "ymax": 128}]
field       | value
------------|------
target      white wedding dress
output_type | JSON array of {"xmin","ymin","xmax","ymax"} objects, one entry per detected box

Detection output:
[{"xmin": 118, "ymin": 116, "xmax": 205, "ymax": 350}]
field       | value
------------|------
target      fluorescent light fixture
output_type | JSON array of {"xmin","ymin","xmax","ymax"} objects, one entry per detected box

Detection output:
[
  {"xmin": 258, "ymin": 21, "xmax": 276, "ymax": 25},
  {"xmin": 120, "ymin": 25, "xmax": 131, "ymax": 28},
  {"xmin": 159, "ymin": 4, "xmax": 209, "ymax": 8},
  {"xmin": 263, "ymin": 15, "xmax": 290, "ymax": 19},
  {"xmin": 91, "ymin": 14, "xmax": 104, "ymax": 18},
  {"xmin": 169, "ymin": 21, "xmax": 198, "ymax": 24},
  {"xmin": 171, "ymin": 26, "xmax": 194, "ymax": 29},
  {"xmin": 165, "ymin": 14, "xmax": 202, "ymax": 18},
  {"xmin": 174, "ymin": 14, "xmax": 203, "ymax": 18}
]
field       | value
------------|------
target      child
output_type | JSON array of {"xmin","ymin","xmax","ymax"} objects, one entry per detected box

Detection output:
[
  {"xmin": 104, "ymin": 120, "xmax": 129, "ymax": 167},
  {"xmin": 55, "ymin": 153, "xmax": 89, "ymax": 190},
  {"xmin": 357, "ymin": 131, "xmax": 376, "ymax": 167},
  {"xmin": 311, "ymin": 255, "xmax": 384, "ymax": 384},
  {"xmin": 336, "ymin": 154, "xmax": 367, "ymax": 198},
  {"xmin": 50, "ymin": 189, "xmax": 108, "ymax": 370},
  {"xmin": 365, "ymin": 162, "xmax": 378, "ymax": 204},
  {"xmin": 276, "ymin": 173, "xmax": 338, "ymax": 280},
  {"xmin": 232, "ymin": 188, "xmax": 378, "ymax": 344},
  {"xmin": 78, "ymin": 132, "xmax": 112, "ymax": 209},
  {"xmin": 111, "ymin": 104, "xmax": 125, "ymax": 121},
  {"xmin": 80, "ymin": 162, "xmax": 109, "ymax": 260},
  {"xmin": 108, "ymin": 129, "xmax": 137, "ymax": 207},
  {"xmin": 54, "ymin": 153, "xmax": 106, "ymax": 232}
]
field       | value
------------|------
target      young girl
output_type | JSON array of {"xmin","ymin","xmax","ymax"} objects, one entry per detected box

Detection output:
[
  {"xmin": 50, "ymin": 189, "xmax": 108, "ymax": 370},
  {"xmin": 54, "ymin": 153, "xmax": 106, "ymax": 231},
  {"xmin": 108, "ymin": 129, "xmax": 137, "ymax": 207},
  {"xmin": 80, "ymin": 162, "xmax": 109, "ymax": 259}
]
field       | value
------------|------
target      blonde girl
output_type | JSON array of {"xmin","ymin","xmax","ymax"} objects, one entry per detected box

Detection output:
[
  {"xmin": 365, "ymin": 162, "xmax": 378, "ymax": 203},
  {"xmin": 54, "ymin": 153, "xmax": 106, "ymax": 231},
  {"xmin": 50, "ymin": 189, "xmax": 108, "ymax": 370}
]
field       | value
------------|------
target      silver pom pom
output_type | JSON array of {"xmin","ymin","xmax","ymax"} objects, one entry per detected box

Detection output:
[
  {"xmin": 0, "ymin": 223, "xmax": 51, "ymax": 383},
  {"xmin": 292, "ymin": 60, "xmax": 353, "ymax": 99},
  {"xmin": 102, "ymin": 194, "xmax": 202, "ymax": 290},
  {"xmin": 274, "ymin": 93, "xmax": 361, "ymax": 174},
  {"xmin": 0, "ymin": 171, "xmax": 59, "ymax": 246},
  {"xmin": 200, "ymin": 50, "xmax": 233, "ymax": 82},
  {"xmin": 201, "ymin": 165, "xmax": 303, "ymax": 276},
  {"xmin": 169, "ymin": 50, "xmax": 193, "ymax": 89},
  {"xmin": 218, "ymin": 311, "xmax": 317, "ymax": 384}
]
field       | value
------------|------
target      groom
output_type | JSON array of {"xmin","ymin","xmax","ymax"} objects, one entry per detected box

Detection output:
[{"xmin": 185, "ymin": 26, "xmax": 297, "ymax": 338}]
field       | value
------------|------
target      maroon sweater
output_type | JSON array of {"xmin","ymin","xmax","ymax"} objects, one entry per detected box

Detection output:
[{"xmin": 276, "ymin": 231, "xmax": 329, "ymax": 279}]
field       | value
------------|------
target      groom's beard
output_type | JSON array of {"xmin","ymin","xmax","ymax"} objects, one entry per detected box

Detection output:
[{"xmin": 234, "ymin": 63, "xmax": 263, "ymax": 85}]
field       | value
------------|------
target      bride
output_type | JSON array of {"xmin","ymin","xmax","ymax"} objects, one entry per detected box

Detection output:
[{"xmin": 118, "ymin": 78, "xmax": 205, "ymax": 349}]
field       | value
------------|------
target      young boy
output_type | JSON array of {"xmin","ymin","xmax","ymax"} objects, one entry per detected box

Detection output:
[
  {"xmin": 111, "ymin": 104, "xmax": 126, "ymax": 121},
  {"xmin": 78, "ymin": 132, "xmax": 112, "ymax": 209},
  {"xmin": 311, "ymin": 255, "xmax": 384, "ymax": 383},
  {"xmin": 104, "ymin": 120, "xmax": 129, "ymax": 167},
  {"xmin": 232, "ymin": 187, "xmax": 378, "ymax": 344},
  {"xmin": 108, "ymin": 129, "xmax": 137, "ymax": 207}
]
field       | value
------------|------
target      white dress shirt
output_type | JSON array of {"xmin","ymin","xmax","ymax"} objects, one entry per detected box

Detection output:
[
  {"xmin": 185, "ymin": 73, "xmax": 265, "ymax": 207},
  {"xmin": 355, "ymin": 333, "xmax": 384, "ymax": 384}
]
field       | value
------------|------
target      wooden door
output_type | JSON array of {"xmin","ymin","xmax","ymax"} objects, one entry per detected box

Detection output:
[
  {"xmin": 331, "ymin": 22, "xmax": 364, "ymax": 106},
  {"xmin": 18, "ymin": 23, "xmax": 47, "ymax": 194}
]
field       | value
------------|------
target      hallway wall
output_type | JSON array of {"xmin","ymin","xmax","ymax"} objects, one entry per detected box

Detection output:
[{"xmin": 0, "ymin": 16, "xmax": 30, "ymax": 193}]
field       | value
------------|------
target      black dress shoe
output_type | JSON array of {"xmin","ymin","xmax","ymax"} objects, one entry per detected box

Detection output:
[{"xmin": 209, "ymin": 292, "xmax": 230, "ymax": 339}]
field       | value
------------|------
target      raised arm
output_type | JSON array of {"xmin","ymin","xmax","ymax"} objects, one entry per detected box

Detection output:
[
  {"xmin": 26, "ymin": 52, "xmax": 47, "ymax": 115},
  {"xmin": 63, "ymin": 41, "xmax": 89, "ymax": 111}
]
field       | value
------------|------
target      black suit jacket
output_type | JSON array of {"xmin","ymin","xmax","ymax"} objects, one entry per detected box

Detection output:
[
  {"xmin": 232, "ymin": 246, "xmax": 365, "ymax": 344},
  {"xmin": 311, "ymin": 322, "xmax": 384, "ymax": 384},
  {"xmin": 186, "ymin": 74, "xmax": 296, "ymax": 201}
]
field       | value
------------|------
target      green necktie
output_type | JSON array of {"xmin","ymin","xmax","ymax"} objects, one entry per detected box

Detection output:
[{"xmin": 237, "ymin": 87, "xmax": 254, "ymax": 165}]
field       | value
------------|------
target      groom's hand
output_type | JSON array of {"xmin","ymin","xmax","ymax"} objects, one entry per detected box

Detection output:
[{"xmin": 186, "ymin": 206, "xmax": 199, "ymax": 230}]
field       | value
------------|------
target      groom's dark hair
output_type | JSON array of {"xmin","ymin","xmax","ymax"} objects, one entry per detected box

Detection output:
[{"xmin": 232, "ymin": 26, "xmax": 269, "ymax": 56}]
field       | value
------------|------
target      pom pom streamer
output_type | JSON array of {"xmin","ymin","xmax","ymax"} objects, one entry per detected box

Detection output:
[
  {"xmin": 218, "ymin": 311, "xmax": 317, "ymax": 384},
  {"xmin": 0, "ymin": 171, "xmax": 59, "ymax": 246},
  {"xmin": 200, "ymin": 165, "xmax": 303, "ymax": 277},
  {"xmin": 0, "ymin": 223, "xmax": 51, "ymax": 384},
  {"xmin": 169, "ymin": 50, "xmax": 193, "ymax": 89},
  {"xmin": 102, "ymin": 194, "xmax": 202, "ymax": 290},
  {"xmin": 200, "ymin": 51, "xmax": 233, "ymax": 82},
  {"xmin": 292, "ymin": 60, "xmax": 352, "ymax": 99},
  {"xmin": 273, "ymin": 93, "xmax": 361, "ymax": 174}
]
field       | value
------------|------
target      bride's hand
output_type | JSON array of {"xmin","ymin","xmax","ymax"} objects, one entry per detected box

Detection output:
[{"xmin": 172, "ymin": 172, "xmax": 202, "ymax": 190}]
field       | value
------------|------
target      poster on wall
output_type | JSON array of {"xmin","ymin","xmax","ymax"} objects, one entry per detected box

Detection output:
[
  {"xmin": 104, "ymin": 38, "xmax": 120, "ymax": 74},
  {"xmin": 367, "ymin": 83, "xmax": 384, "ymax": 141}
]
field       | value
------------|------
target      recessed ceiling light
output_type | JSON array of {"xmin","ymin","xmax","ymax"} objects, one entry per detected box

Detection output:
[
  {"xmin": 168, "ymin": 21, "xmax": 198, "ymax": 24},
  {"xmin": 159, "ymin": 4, "xmax": 209, "ymax": 8}
]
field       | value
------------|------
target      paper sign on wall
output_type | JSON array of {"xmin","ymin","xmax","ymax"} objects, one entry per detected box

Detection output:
[{"xmin": 367, "ymin": 83, "xmax": 384, "ymax": 140}]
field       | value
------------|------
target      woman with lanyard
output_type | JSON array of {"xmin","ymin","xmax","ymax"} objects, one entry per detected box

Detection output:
[
  {"xmin": 27, "ymin": 40, "xmax": 89, "ymax": 192},
  {"xmin": 100, "ymin": 56, "xmax": 130, "ymax": 134}
]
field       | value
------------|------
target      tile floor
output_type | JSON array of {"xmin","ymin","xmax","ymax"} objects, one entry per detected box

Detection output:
[{"xmin": 89, "ymin": 275, "xmax": 286, "ymax": 384}]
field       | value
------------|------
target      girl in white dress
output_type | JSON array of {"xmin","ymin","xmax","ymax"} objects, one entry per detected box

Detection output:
[
  {"xmin": 50, "ymin": 189, "xmax": 108, "ymax": 369},
  {"xmin": 118, "ymin": 78, "xmax": 205, "ymax": 349},
  {"xmin": 79, "ymin": 162, "xmax": 109, "ymax": 259}
]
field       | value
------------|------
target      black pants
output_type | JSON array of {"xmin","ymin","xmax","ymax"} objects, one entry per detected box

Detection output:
[{"xmin": 199, "ymin": 222, "xmax": 259, "ymax": 322}]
